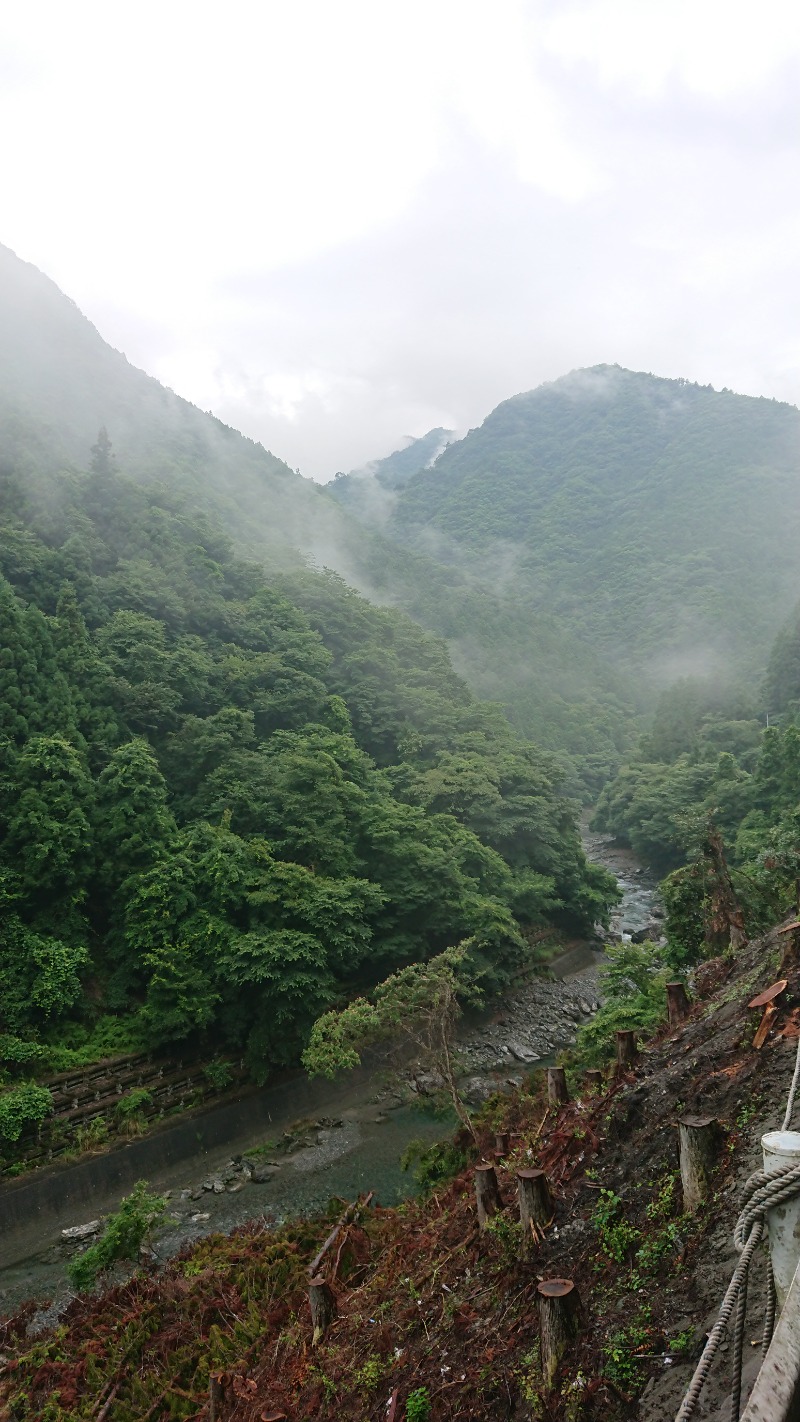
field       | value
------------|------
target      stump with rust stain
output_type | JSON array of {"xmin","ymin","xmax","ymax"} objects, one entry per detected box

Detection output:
[
  {"xmin": 583, "ymin": 1068, "xmax": 604, "ymax": 1095},
  {"xmin": 308, "ymin": 1275, "xmax": 337, "ymax": 1345},
  {"xmin": 547, "ymin": 1066, "xmax": 569, "ymax": 1105},
  {"xmin": 666, "ymin": 982, "xmax": 691, "ymax": 1027},
  {"xmin": 537, "ymin": 1279, "xmax": 581, "ymax": 1387},
  {"xmin": 517, "ymin": 1168, "xmax": 554, "ymax": 1255},
  {"xmin": 677, "ymin": 1115, "xmax": 720, "ymax": 1212},
  {"xmin": 615, "ymin": 1030, "xmax": 638, "ymax": 1068},
  {"xmin": 475, "ymin": 1163, "xmax": 503, "ymax": 1228}
]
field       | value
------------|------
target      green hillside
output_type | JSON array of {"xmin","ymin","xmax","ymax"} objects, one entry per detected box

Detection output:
[
  {"xmin": 331, "ymin": 367, "xmax": 800, "ymax": 789},
  {"xmin": 0, "ymin": 258, "xmax": 616, "ymax": 1114},
  {"xmin": 388, "ymin": 366, "xmax": 800, "ymax": 668},
  {"xmin": 0, "ymin": 243, "xmax": 352, "ymax": 570}
]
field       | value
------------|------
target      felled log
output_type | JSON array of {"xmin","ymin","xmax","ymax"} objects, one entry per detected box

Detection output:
[
  {"xmin": 308, "ymin": 1275, "xmax": 337, "ymax": 1345},
  {"xmin": 474, "ymin": 1163, "xmax": 503, "ymax": 1228},
  {"xmin": 677, "ymin": 1115, "xmax": 720, "ymax": 1212},
  {"xmin": 537, "ymin": 1279, "xmax": 581, "ymax": 1387}
]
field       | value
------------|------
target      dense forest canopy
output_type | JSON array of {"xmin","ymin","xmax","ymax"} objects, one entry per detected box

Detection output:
[
  {"xmin": 0, "ymin": 438, "xmax": 615, "ymax": 1083},
  {"xmin": 335, "ymin": 367, "xmax": 800, "ymax": 788}
]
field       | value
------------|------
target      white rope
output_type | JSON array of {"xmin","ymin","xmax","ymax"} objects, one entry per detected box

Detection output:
[{"xmin": 675, "ymin": 1032, "xmax": 800, "ymax": 1421}]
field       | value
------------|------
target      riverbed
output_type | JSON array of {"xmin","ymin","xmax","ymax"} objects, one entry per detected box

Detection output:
[{"xmin": 0, "ymin": 829, "xmax": 661, "ymax": 1316}]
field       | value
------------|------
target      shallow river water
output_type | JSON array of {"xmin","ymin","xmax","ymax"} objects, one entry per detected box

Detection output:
[{"xmin": 0, "ymin": 828, "xmax": 660, "ymax": 1315}]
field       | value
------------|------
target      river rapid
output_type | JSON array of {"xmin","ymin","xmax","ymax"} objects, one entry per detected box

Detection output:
[{"xmin": 0, "ymin": 829, "xmax": 661, "ymax": 1317}]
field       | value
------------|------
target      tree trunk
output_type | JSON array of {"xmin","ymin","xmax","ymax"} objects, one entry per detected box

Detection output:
[
  {"xmin": 583, "ymin": 1069, "xmax": 604, "ymax": 1095},
  {"xmin": 547, "ymin": 1066, "xmax": 569, "ymax": 1105},
  {"xmin": 475, "ymin": 1163, "xmax": 502, "ymax": 1228},
  {"xmin": 537, "ymin": 1279, "xmax": 581, "ymax": 1388},
  {"xmin": 308, "ymin": 1275, "xmax": 337, "ymax": 1345},
  {"xmin": 677, "ymin": 1115, "xmax": 719, "ymax": 1212},
  {"xmin": 209, "ymin": 1374, "xmax": 226, "ymax": 1422},
  {"xmin": 615, "ymin": 1030, "xmax": 638, "ymax": 1068},
  {"xmin": 666, "ymin": 982, "xmax": 691, "ymax": 1027},
  {"xmin": 517, "ymin": 1168, "xmax": 554, "ymax": 1255}
]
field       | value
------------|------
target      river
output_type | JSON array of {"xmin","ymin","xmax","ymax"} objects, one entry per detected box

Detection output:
[{"xmin": 0, "ymin": 829, "xmax": 660, "ymax": 1317}]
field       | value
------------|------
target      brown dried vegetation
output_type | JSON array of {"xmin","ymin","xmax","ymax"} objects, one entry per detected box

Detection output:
[{"xmin": 2, "ymin": 922, "xmax": 800, "ymax": 1421}]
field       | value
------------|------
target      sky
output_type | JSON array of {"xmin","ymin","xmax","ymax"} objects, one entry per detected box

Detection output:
[{"xmin": 2, "ymin": 0, "xmax": 799, "ymax": 480}]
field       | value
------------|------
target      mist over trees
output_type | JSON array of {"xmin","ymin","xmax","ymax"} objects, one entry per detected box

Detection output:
[{"xmin": 0, "ymin": 434, "xmax": 614, "ymax": 1082}]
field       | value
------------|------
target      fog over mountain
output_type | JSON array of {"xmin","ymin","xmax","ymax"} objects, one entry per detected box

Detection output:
[{"xmin": 3, "ymin": 242, "xmax": 799, "ymax": 797}]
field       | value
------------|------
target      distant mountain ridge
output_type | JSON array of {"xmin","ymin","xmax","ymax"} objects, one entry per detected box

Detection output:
[
  {"xmin": 4, "ymin": 241, "xmax": 798, "ymax": 789},
  {"xmin": 0, "ymin": 242, "xmax": 347, "ymax": 570}
]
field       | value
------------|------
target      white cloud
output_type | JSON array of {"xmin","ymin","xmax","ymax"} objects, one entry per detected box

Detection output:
[{"xmin": 1, "ymin": 0, "xmax": 799, "ymax": 476}]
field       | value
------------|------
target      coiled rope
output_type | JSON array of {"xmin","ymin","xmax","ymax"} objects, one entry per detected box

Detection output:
[{"xmin": 675, "ymin": 1032, "xmax": 800, "ymax": 1422}]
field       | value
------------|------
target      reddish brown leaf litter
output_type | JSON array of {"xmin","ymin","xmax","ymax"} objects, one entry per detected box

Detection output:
[{"xmin": 3, "ymin": 920, "xmax": 800, "ymax": 1421}]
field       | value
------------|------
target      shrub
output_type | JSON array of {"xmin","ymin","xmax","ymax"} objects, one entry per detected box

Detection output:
[
  {"xmin": 0, "ymin": 1082, "xmax": 53, "ymax": 1144},
  {"xmin": 405, "ymin": 1388, "xmax": 431, "ymax": 1422},
  {"xmin": 66, "ymin": 1180, "xmax": 167, "ymax": 1291}
]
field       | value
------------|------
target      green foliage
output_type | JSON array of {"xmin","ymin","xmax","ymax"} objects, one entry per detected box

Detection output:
[
  {"xmin": 204, "ymin": 1058, "xmax": 233, "ymax": 1090},
  {"xmin": 354, "ymin": 1355, "xmax": 384, "ymax": 1394},
  {"xmin": 115, "ymin": 1088, "xmax": 153, "ymax": 1129},
  {"xmin": 405, "ymin": 1387, "xmax": 432, "ymax": 1422},
  {"xmin": 571, "ymin": 941, "xmax": 670, "ymax": 1069},
  {"xmin": 400, "ymin": 1138, "xmax": 468, "ymax": 1191},
  {"xmin": 65, "ymin": 1180, "xmax": 167, "ymax": 1291},
  {"xmin": 0, "ymin": 328, "xmax": 618, "ymax": 1116},
  {"xmin": 0, "ymin": 1081, "xmax": 53, "ymax": 1144},
  {"xmin": 591, "ymin": 1188, "xmax": 641, "ymax": 1264},
  {"xmin": 602, "ymin": 1311, "xmax": 652, "ymax": 1389}
]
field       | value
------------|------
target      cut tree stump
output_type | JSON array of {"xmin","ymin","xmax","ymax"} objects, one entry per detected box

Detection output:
[
  {"xmin": 677, "ymin": 1115, "xmax": 720, "ymax": 1212},
  {"xmin": 583, "ymin": 1069, "xmax": 604, "ymax": 1095},
  {"xmin": 209, "ymin": 1373, "xmax": 226, "ymax": 1422},
  {"xmin": 517, "ymin": 1168, "xmax": 554, "ymax": 1255},
  {"xmin": 547, "ymin": 1066, "xmax": 569, "ymax": 1105},
  {"xmin": 537, "ymin": 1279, "xmax": 581, "ymax": 1387},
  {"xmin": 308, "ymin": 1275, "xmax": 337, "ymax": 1345},
  {"xmin": 474, "ymin": 1163, "xmax": 503, "ymax": 1228},
  {"xmin": 494, "ymin": 1131, "xmax": 510, "ymax": 1156},
  {"xmin": 666, "ymin": 982, "xmax": 691, "ymax": 1027},
  {"xmin": 615, "ymin": 1030, "xmax": 638, "ymax": 1068}
]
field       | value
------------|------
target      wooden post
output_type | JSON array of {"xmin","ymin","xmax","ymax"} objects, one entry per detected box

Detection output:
[
  {"xmin": 537, "ymin": 1279, "xmax": 581, "ymax": 1388},
  {"xmin": 677, "ymin": 1115, "xmax": 719, "ymax": 1212},
  {"xmin": 308, "ymin": 1274, "xmax": 337, "ymax": 1345},
  {"xmin": 474, "ymin": 1163, "xmax": 503, "ymax": 1228},
  {"xmin": 666, "ymin": 982, "xmax": 691, "ymax": 1027},
  {"xmin": 209, "ymin": 1374, "xmax": 226, "ymax": 1422},
  {"xmin": 615, "ymin": 1030, "xmax": 638, "ymax": 1068},
  {"xmin": 547, "ymin": 1066, "xmax": 569, "ymax": 1105},
  {"xmin": 583, "ymin": 1069, "xmax": 604, "ymax": 1095},
  {"xmin": 517, "ymin": 1168, "xmax": 554, "ymax": 1255}
]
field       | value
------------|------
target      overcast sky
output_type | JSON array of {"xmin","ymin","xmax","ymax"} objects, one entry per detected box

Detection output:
[{"xmin": 2, "ymin": 0, "xmax": 799, "ymax": 479}]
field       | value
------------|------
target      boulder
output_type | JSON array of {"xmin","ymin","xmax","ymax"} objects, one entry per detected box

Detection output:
[
  {"xmin": 250, "ymin": 1161, "xmax": 281, "ymax": 1184},
  {"xmin": 61, "ymin": 1220, "xmax": 100, "ymax": 1241},
  {"xmin": 507, "ymin": 1040, "xmax": 539, "ymax": 1064}
]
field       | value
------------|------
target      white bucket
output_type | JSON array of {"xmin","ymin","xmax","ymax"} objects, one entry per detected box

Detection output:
[{"xmin": 762, "ymin": 1131, "xmax": 800, "ymax": 1308}]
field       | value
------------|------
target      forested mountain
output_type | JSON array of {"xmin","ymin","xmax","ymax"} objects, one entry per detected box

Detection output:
[
  {"xmin": 0, "ymin": 255, "xmax": 616, "ymax": 1088},
  {"xmin": 329, "ymin": 427, "xmax": 453, "ymax": 513},
  {"xmin": 0, "ymin": 243, "xmax": 354, "ymax": 570},
  {"xmin": 338, "ymin": 367, "xmax": 800, "ymax": 787}
]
